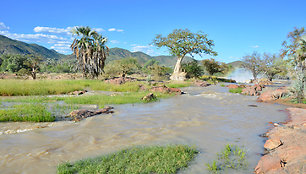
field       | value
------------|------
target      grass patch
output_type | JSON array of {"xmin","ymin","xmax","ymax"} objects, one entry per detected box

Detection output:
[
  {"xmin": 0, "ymin": 80, "xmax": 84, "ymax": 96},
  {"xmin": 0, "ymin": 80, "xmax": 150, "ymax": 96},
  {"xmin": 229, "ymin": 87, "xmax": 243, "ymax": 94},
  {"xmin": 206, "ymin": 144, "xmax": 247, "ymax": 173},
  {"xmin": 166, "ymin": 82, "xmax": 192, "ymax": 88},
  {"xmin": 57, "ymin": 145, "xmax": 198, "ymax": 174},
  {"xmin": 58, "ymin": 92, "xmax": 173, "ymax": 107},
  {"xmin": 0, "ymin": 104, "xmax": 55, "ymax": 122}
]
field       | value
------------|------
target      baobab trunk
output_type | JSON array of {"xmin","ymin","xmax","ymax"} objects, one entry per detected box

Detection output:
[{"xmin": 170, "ymin": 57, "xmax": 186, "ymax": 81}]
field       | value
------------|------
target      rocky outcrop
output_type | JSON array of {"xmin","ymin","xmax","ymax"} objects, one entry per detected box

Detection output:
[
  {"xmin": 242, "ymin": 84, "xmax": 264, "ymax": 96},
  {"xmin": 150, "ymin": 85, "xmax": 182, "ymax": 94},
  {"xmin": 142, "ymin": 93, "xmax": 157, "ymax": 102},
  {"xmin": 68, "ymin": 90, "xmax": 87, "ymax": 95},
  {"xmin": 104, "ymin": 77, "xmax": 135, "ymax": 85},
  {"xmin": 194, "ymin": 81, "xmax": 211, "ymax": 87},
  {"xmin": 227, "ymin": 84, "xmax": 239, "ymax": 89},
  {"xmin": 257, "ymin": 87, "xmax": 289, "ymax": 102},
  {"xmin": 255, "ymin": 108, "xmax": 306, "ymax": 174},
  {"xmin": 68, "ymin": 106, "xmax": 114, "ymax": 121}
]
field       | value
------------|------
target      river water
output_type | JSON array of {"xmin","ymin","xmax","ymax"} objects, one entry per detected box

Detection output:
[{"xmin": 0, "ymin": 86, "xmax": 288, "ymax": 174}]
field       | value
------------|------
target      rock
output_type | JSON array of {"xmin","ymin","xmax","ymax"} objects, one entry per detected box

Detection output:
[
  {"xmin": 227, "ymin": 84, "xmax": 239, "ymax": 89},
  {"xmin": 242, "ymin": 84, "xmax": 264, "ymax": 96},
  {"xmin": 105, "ymin": 77, "xmax": 135, "ymax": 85},
  {"xmin": 194, "ymin": 81, "xmax": 211, "ymax": 87},
  {"xmin": 68, "ymin": 106, "xmax": 114, "ymax": 121},
  {"xmin": 68, "ymin": 90, "xmax": 87, "ymax": 95},
  {"xmin": 169, "ymin": 88, "xmax": 182, "ymax": 93},
  {"xmin": 150, "ymin": 85, "xmax": 182, "ymax": 94},
  {"xmin": 264, "ymin": 139, "xmax": 283, "ymax": 151},
  {"xmin": 142, "ymin": 93, "xmax": 156, "ymax": 102},
  {"xmin": 242, "ymin": 86, "xmax": 259, "ymax": 96},
  {"xmin": 257, "ymin": 87, "xmax": 289, "ymax": 102},
  {"xmin": 255, "ymin": 108, "xmax": 306, "ymax": 174}
]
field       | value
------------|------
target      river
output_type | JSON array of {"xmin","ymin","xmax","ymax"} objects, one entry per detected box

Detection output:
[{"xmin": 0, "ymin": 86, "xmax": 288, "ymax": 173}]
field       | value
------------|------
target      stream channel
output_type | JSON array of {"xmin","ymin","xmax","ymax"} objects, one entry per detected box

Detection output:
[{"xmin": 0, "ymin": 85, "xmax": 288, "ymax": 173}]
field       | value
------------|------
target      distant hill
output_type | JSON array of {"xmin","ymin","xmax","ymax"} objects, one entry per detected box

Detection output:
[
  {"xmin": 107, "ymin": 47, "xmax": 194, "ymax": 67},
  {"xmin": 227, "ymin": 60, "xmax": 243, "ymax": 68},
  {"xmin": 0, "ymin": 35, "xmax": 64, "ymax": 59},
  {"xmin": 0, "ymin": 35, "xmax": 195, "ymax": 67}
]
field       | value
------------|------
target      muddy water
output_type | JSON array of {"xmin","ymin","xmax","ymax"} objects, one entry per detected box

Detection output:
[{"xmin": 0, "ymin": 86, "xmax": 288, "ymax": 174}]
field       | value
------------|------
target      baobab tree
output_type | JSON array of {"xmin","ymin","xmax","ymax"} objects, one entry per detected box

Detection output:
[
  {"xmin": 71, "ymin": 26, "xmax": 109, "ymax": 78},
  {"xmin": 153, "ymin": 29, "xmax": 217, "ymax": 81}
]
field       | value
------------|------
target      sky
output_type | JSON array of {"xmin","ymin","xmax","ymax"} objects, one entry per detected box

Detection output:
[{"xmin": 0, "ymin": 0, "xmax": 305, "ymax": 63}]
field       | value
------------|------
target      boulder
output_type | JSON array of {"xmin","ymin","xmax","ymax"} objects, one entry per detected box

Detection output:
[
  {"xmin": 68, "ymin": 106, "xmax": 114, "ymax": 121},
  {"xmin": 142, "ymin": 93, "xmax": 156, "ymax": 102},
  {"xmin": 194, "ymin": 81, "xmax": 211, "ymax": 87},
  {"xmin": 150, "ymin": 85, "xmax": 182, "ymax": 94},
  {"xmin": 257, "ymin": 87, "xmax": 289, "ymax": 102},
  {"xmin": 242, "ymin": 84, "xmax": 264, "ymax": 96},
  {"xmin": 227, "ymin": 84, "xmax": 239, "ymax": 89},
  {"xmin": 255, "ymin": 108, "xmax": 306, "ymax": 174},
  {"xmin": 242, "ymin": 86, "xmax": 259, "ymax": 96},
  {"xmin": 68, "ymin": 90, "xmax": 87, "ymax": 95}
]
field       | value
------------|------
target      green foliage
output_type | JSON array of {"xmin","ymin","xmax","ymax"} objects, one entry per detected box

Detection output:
[
  {"xmin": 229, "ymin": 87, "xmax": 243, "ymax": 93},
  {"xmin": 282, "ymin": 27, "xmax": 306, "ymax": 103},
  {"xmin": 57, "ymin": 145, "xmax": 198, "ymax": 174},
  {"xmin": 0, "ymin": 104, "xmax": 55, "ymax": 122},
  {"xmin": 201, "ymin": 58, "xmax": 229, "ymax": 76},
  {"xmin": 262, "ymin": 53, "xmax": 287, "ymax": 81},
  {"xmin": 0, "ymin": 54, "xmax": 28, "ymax": 72},
  {"xmin": 104, "ymin": 57, "xmax": 140, "ymax": 78},
  {"xmin": 71, "ymin": 26, "xmax": 108, "ymax": 78},
  {"xmin": 153, "ymin": 29, "xmax": 217, "ymax": 58},
  {"xmin": 146, "ymin": 64, "xmax": 172, "ymax": 81},
  {"xmin": 206, "ymin": 144, "xmax": 247, "ymax": 173},
  {"xmin": 182, "ymin": 60, "xmax": 203, "ymax": 78},
  {"xmin": 241, "ymin": 52, "xmax": 265, "ymax": 80}
]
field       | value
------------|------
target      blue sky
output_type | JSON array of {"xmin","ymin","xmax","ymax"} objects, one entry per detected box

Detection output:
[{"xmin": 0, "ymin": 0, "xmax": 305, "ymax": 63}]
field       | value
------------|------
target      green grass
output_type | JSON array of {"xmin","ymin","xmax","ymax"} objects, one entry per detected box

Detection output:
[
  {"xmin": 166, "ymin": 82, "xmax": 192, "ymax": 88},
  {"xmin": 57, "ymin": 145, "xmax": 198, "ymax": 174},
  {"xmin": 229, "ymin": 87, "xmax": 243, "ymax": 94},
  {"xmin": 206, "ymin": 144, "xmax": 247, "ymax": 173},
  {"xmin": 0, "ymin": 104, "xmax": 55, "ymax": 122},
  {"xmin": 59, "ymin": 92, "xmax": 173, "ymax": 107},
  {"xmin": 0, "ymin": 80, "xmax": 150, "ymax": 96},
  {"xmin": 1, "ymin": 92, "xmax": 173, "ymax": 108}
]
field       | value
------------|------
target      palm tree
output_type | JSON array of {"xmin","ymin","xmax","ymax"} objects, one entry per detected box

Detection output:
[{"xmin": 71, "ymin": 26, "xmax": 109, "ymax": 78}]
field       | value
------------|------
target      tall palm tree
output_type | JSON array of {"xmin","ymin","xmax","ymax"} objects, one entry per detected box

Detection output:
[{"xmin": 71, "ymin": 26, "xmax": 109, "ymax": 78}]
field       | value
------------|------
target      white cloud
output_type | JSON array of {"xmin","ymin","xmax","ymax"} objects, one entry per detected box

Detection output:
[
  {"xmin": 110, "ymin": 40, "xmax": 120, "ymax": 44},
  {"xmin": 93, "ymin": 28, "xmax": 104, "ymax": 32},
  {"xmin": 108, "ymin": 28, "xmax": 124, "ymax": 32},
  {"xmin": 34, "ymin": 26, "xmax": 104, "ymax": 35},
  {"xmin": 131, "ymin": 45, "xmax": 156, "ymax": 55},
  {"xmin": 250, "ymin": 45, "xmax": 260, "ymax": 48},
  {"xmin": 0, "ymin": 22, "xmax": 9, "ymax": 30}
]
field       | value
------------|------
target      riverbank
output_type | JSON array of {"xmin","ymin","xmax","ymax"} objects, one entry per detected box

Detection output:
[{"xmin": 255, "ymin": 107, "xmax": 306, "ymax": 174}]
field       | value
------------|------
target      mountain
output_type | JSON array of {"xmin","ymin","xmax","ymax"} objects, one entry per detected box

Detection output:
[
  {"xmin": 227, "ymin": 60, "xmax": 243, "ymax": 68},
  {"xmin": 0, "ymin": 35, "xmax": 194, "ymax": 67},
  {"xmin": 0, "ymin": 35, "xmax": 64, "ymax": 59},
  {"xmin": 108, "ymin": 47, "xmax": 194, "ymax": 67}
]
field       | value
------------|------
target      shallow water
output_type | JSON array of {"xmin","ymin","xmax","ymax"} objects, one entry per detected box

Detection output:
[{"xmin": 0, "ymin": 86, "xmax": 288, "ymax": 174}]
